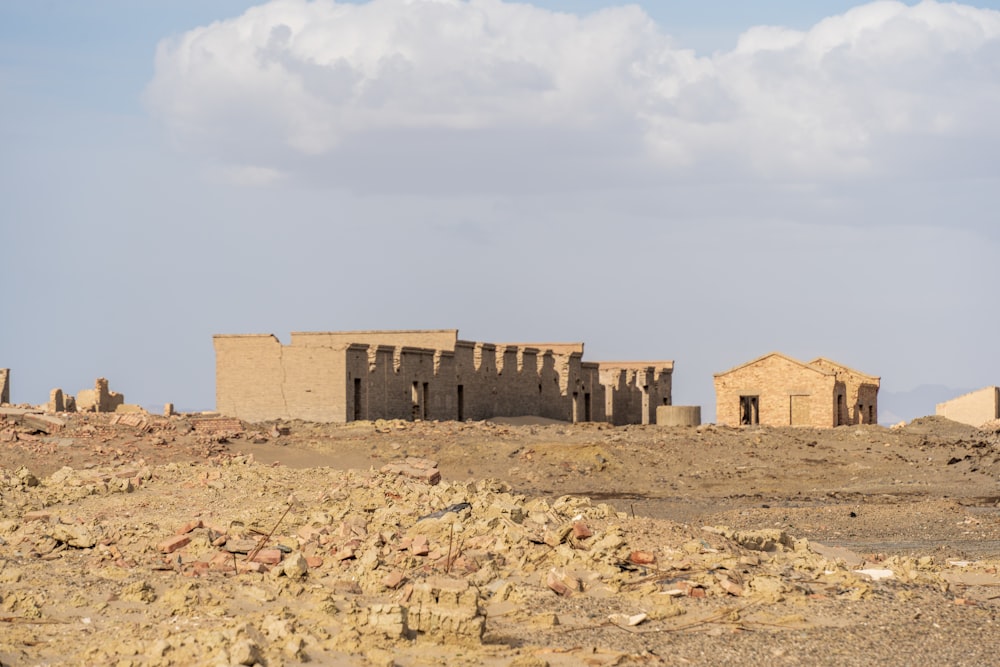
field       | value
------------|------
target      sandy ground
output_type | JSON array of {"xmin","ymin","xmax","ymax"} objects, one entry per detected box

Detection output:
[{"xmin": 1, "ymin": 412, "xmax": 999, "ymax": 666}]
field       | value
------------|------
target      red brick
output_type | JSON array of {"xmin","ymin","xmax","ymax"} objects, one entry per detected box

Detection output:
[
  {"xmin": 250, "ymin": 548, "xmax": 283, "ymax": 565},
  {"xmin": 176, "ymin": 520, "xmax": 203, "ymax": 535},
  {"xmin": 159, "ymin": 534, "xmax": 191, "ymax": 554}
]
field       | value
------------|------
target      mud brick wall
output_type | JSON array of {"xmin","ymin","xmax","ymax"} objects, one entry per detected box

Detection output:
[
  {"xmin": 215, "ymin": 331, "xmax": 673, "ymax": 425},
  {"xmin": 936, "ymin": 386, "xmax": 1000, "ymax": 427},
  {"xmin": 293, "ymin": 330, "xmax": 459, "ymax": 351},
  {"xmin": 810, "ymin": 358, "xmax": 880, "ymax": 425}
]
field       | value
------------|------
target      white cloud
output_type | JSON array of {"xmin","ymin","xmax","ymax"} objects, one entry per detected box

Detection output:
[{"xmin": 145, "ymin": 0, "xmax": 1000, "ymax": 190}]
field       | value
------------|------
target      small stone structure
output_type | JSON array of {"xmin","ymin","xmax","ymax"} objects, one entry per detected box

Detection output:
[
  {"xmin": 936, "ymin": 387, "xmax": 1000, "ymax": 427},
  {"xmin": 0, "ymin": 368, "xmax": 9, "ymax": 405},
  {"xmin": 714, "ymin": 353, "xmax": 879, "ymax": 428},
  {"xmin": 656, "ymin": 405, "xmax": 702, "ymax": 426},
  {"xmin": 214, "ymin": 329, "xmax": 674, "ymax": 424}
]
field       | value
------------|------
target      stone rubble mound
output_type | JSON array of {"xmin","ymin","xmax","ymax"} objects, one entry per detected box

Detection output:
[{"xmin": 1, "ymin": 454, "xmax": 999, "ymax": 666}]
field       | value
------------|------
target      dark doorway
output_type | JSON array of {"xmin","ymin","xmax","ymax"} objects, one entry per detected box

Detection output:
[
  {"xmin": 457, "ymin": 385, "xmax": 464, "ymax": 422},
  {"xmin": 353, "ymin": 378, "xmax": 362, "ymax": 421},
  {"xmin": 584, "ymin": 392, "xmax": 591, "ymax": 422},
  {"xmin": 740, "ymin": 395, "xmax": 759, "ymax": 425}
]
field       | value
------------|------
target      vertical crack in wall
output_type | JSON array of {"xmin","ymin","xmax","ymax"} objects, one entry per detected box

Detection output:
[{"xmin": 278, "ymin": 343, "xmax": 289, "ymax": 417}]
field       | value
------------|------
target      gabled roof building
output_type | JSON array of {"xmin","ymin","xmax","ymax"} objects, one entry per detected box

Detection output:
[{"xmin": 714, "ymin": 353, "xmax": 879, "ymax": 428}]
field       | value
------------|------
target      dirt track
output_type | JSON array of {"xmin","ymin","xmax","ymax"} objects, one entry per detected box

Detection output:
[{"xmin": 2, "ymin": 412, "xmax": 1000, "ymax": 666}]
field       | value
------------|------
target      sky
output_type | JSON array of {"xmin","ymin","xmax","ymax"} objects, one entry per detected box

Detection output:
[{"xmin": 2, "ymin": 0, "xmax": 999, "ymax": 422}]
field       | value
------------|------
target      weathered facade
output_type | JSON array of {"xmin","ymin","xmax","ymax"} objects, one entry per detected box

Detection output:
[
  {"xmin": 0, "ymin": 368, "xmax": 9, "ymax": 405},
  {"xmin": 936, "ymin": 387, "xmax": 1000, "ymax": 427},
  {"xmin": 714, "ymin": 353, "xmax": 879, "ymax": 428},
  {"xmin": 214, "ymin": 330, "xmax": 673, "ymax": 425}
]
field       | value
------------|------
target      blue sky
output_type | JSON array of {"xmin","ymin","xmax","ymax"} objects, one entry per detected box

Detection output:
[{"xmin": 2, "ymin": 0, "xmax": 999, "ymax": 422}]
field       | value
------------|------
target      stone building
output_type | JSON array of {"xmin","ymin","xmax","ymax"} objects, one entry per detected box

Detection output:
[
  {"xmin": 0, "ymin": 368, "xmax": 9, "ymax": 405},
  {"xmin": 214, "ymin": 329, "xmax": 673, "ymax": 425},
  {"xmin": 936, "ymin": 387, "xmax": 1000, "ymax": 427},
  {"xmin": 714, "ymin": 353, "xmax": 879, "ymax": 428}
]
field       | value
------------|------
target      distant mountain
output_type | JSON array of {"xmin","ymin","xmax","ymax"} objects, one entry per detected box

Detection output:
[{"xmin": 878, "ymin": 384, "xmax": 972, "ymax": 425}]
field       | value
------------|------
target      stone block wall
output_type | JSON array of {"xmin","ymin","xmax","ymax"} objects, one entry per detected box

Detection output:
[
  {"xmin": 0, "ymin": 368, "xmax": 8, "ymax": 405},
  {"xmin": 936, "ymin": 387, "xmax": 1000, "ymax": 427},
  {"xmin": 809, "ymin": 358, "xmax": 880, "ymax": 425},
  {"xmin": 215, "ymin": 330, "xmax": 673, "ymax": 425},
  {"xmin": 76, "ymin": 378, "xmax": 124, "ymax": 413},
  {"xmin": 294, "ymin": 330, "xmax": 460, "ymax": 351}
]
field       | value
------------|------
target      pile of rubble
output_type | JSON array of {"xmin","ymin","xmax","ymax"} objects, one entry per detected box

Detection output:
[{"xmin": 1, "ymin": 454, "xmax": 999, "ymax": 666}]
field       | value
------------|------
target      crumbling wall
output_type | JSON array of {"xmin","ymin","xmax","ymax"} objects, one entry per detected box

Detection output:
[
  {"xmin": 48, "ymin": 389, "xmax": 64, "ymax": 413},
  {"xmin": 810, "ymin": 358, "xmax": 880, "ymax": 425},
  {"xmin": 215, "ymin": 330, "xmax": 673, "ymax": 425},
  {"xmin": 76, "ymin": 378, "xmax": 124, "ymax": 413},
  {"xmin": 936, "ymin": 386, "xmax": 1000, "ymax": 427},
  {"xmin": 599, "ymin": 363, "xmax": 673, "ymax": 426},
  {"xmin": 0, "ymin": 368, "xmax": 9, "ymax": 405}
]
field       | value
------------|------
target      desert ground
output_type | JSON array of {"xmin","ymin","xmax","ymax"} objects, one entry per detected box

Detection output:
[{"xmin": 1, "ymin": 410, "xmax": 999, "ymax": 666}]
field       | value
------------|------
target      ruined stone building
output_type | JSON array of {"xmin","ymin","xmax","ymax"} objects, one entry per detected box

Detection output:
[
  {"xmin": 0, "ymin": 368, "xmax": 9, "ymax": 405},
  {"xmin": 214, "ymin": 330, "xmax": 673, "ymax": 425},
  {"xmin": 936, "ymin": 387, "xmax": 1000, "ymax": 427},
  {"xmin": 714, "ymin": 353, "xmax": 880, "ymax": 428}
]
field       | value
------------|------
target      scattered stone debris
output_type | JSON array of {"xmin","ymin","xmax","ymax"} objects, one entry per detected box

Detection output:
[
  {"xmin": 380, "ymin": 457, "xmax": 442, "ymax": 484},
  {"xmin": 190, "ymin": 417, "xmax": 245, "ymax": 437},
  {"xmin": 1, "ymin": 450, "xmax": 998, "ymax": 666}
]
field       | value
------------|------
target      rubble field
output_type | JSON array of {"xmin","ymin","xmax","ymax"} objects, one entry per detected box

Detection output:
[{"xmin": 1, "ymin": 411, "xmax": 999, "ymax": 666}]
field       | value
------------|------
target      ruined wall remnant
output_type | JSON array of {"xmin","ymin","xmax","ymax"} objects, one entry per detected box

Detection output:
[
  {"xmin": 76, "ymin": 378, "xmax": 125, "ymax": 413},
  {"xmin": 214, "ymin": 330, "xmax": 674, "ymax": 425},
  {"xmin": 936, "ymin": 387, "xmax": 1000, "ymax": 427},
  {"xmin": 48, "ymin": 388, "xmax": 64, "ymax": 413},
  {"xmin": 0, "ymin": 368, "xmax": 9, "ymax": 405},
  {"xmin": 809, "ymin": 358, "xmax": 880, "ymax": 425}
]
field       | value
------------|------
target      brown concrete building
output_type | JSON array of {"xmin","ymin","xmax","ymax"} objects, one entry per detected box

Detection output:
[
  {"xmin": 936, "ymin": 387, "xmax": 1000, "ymax": 427},
  {"xmin": 214, "ymin": 329, "xmax": 673, "ymax": 424},
  {"xmin": 714, "ymin": 353, "xmax": 879, "ymax": 428}
]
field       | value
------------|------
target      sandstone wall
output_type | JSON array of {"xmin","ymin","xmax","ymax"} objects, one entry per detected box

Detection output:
[
  {"xmin": 214, "ymin": 335, "xmax": 294, "ymax": 422},
  {"xmin": 809, "ymin": 359, "xmax": 880, "ymax": 425},
  {"xmin": 0, "ymin": 368, "xmax": 8, "ymax": 405},
  {"xmin": 599, "ymin": 363, "xmax": 673, "ymax": 425},
  {"xmin": 715, "ymin": 355, "xmax": 836, "ymax": 428},
  {"xmin": 936, "ymin": 387, "xmax": 1000, "ymax": 427},
  {"xmin": 215, "ymin": 331, "xmax": 672, "ymax": 425},
  {"xmin": 293, "ymin": 330, "xmax": 459, "ymax": 351},
  {"xmin": 76, "ymin": 378, "xmax": 124, "ymax": 413}
]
